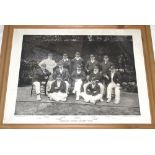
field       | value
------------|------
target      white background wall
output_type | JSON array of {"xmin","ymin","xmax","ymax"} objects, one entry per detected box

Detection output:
[
  {"xmin": 0, "ymin": 25, "xmax": 4, "ymax": 51},
  {"xmin": 0, "ymin": 1, "xmax": 155, "ymax": 155},
  {"xmin": 1, "ymin": 25, "xmax": 155, "ymax": 154},
  {"xmin": 151, "ymin": 26, "xmax": 155, "ymax": 57}
]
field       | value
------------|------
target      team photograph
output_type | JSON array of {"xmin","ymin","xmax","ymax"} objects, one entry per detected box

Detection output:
[{"xmin": 15, "ymin": 35, "xmax": 140, "ymax": 115}]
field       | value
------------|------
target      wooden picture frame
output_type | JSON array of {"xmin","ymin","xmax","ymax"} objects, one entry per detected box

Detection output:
[{"xmin": 0, "ymin": 25, "xmax": 155, "ymax": 129}]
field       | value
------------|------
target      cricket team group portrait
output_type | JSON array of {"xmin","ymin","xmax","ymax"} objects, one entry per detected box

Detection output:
[
  {"xmin": 14, "ymin": 34, "xmax": 140, "ymax": 116},
  {"xmin": 33, "ymin": 52, "xmax": 120, "ymax": 104}
]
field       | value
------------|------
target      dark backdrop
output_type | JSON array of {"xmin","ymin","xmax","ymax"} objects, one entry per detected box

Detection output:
[{"xmin": 18, "ymin": 35, "xmax": 137, "ymax": 92}]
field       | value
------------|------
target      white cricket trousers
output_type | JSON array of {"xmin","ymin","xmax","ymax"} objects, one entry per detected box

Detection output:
[
  {"xmin": 73, "ymin": 79, "xmax": 83, "ymax": 97},
  {"xmin": 48, "ymin": 92, "xmax": 67, "ymax": 101},
  {"xmin": 33, "ymin": 81, "xmax": 41, "ymax": 94},
  {"xmin": 81, "ymin": 93, "xmax": 102, "ymax": 103},
  {"xmin": 107, "ymin": 82, "xmax": 120, "ymax": 101}
]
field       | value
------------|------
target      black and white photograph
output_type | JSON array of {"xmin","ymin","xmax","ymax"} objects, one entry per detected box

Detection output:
[
  {"xmin": 16, "ymin": 34, "xmax": 140, "ymax": 115},
  {"xmin": 3, "ymin": 28, "xmax": 151, "ymax": 124}
]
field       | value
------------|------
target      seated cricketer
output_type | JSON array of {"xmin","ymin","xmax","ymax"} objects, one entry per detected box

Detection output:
[
  {"xmin": 52, "ymin": 62, "xmax": 70, "ymax": 94},
  {"xmin": 81, "ymin": 77, "xmax": 102, "ymax": 104},
  {"xmin": 48, "ymin": 75, "xmax": 68, "ymax": 102},
  {"xmin": 83, "ymin": 65, "xmax": 104, "ymax": 101},
  {"xmin": 106, "ymin": 65, "xmax": 121, "ymax": 104},
  {"xmin": 71, "ymin": 65, "xmax": 86, "ymax": 100},
  {"xmin": 32, "ymin": 63, "xmax": 51, "ymax": 100}
]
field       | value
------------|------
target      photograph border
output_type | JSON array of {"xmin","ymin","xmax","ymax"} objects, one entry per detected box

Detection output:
[{"xmin": 0, "ymin": 25, "xmax": 155, "ymax": 129}]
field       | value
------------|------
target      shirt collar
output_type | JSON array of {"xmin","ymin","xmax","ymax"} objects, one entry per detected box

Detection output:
[
  {"xmin": 90, "ymin": 59, "xmax": 95, "ymax": 63},
  {"xmin": 63, "ymin": 58, "xmax": 68, "ymax": 61},
  {"xmin": 75, "ymin": 57, "xmax": 81, "ymax": 60}
]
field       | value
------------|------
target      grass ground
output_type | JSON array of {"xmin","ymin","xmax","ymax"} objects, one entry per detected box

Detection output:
[{"xmin": 15, "ymin": 86, "xmax": 140, "ymax": 115}]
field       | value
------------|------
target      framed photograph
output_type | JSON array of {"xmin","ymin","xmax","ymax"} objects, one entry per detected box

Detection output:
[{"xmin": 0, "ymin": 25, "xmax": 155, "ymax": 129}]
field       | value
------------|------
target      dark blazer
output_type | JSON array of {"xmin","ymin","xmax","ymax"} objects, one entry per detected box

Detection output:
[
  {"xmin": 53, "ymin": 68, "xmax": 70, "ymax": 81},
  {"xmin": 49, "ymin": 80, "xmax": 66, "ymax": 93},
  {"xmin": 61, "ymin": 59, "xmax": 71, "ymax": 72},
  {"xmin": 71, "ymin": 57, "xmax": 84, "ymax": 70},
  {"xmin": 32, "ymin": 67, "xmax": 51, "ymax": 83},
  {"xmin": 106, "ymin": 71, "xmax": 121, "ymax": 84},
  {"xmin": 86, "ymin": 83, "xmax": 100, "ymax": 96},
  {"xmin": 100, "ymin": 61, "xmax": 113, "ymax": 74},
  {"xmin": 89, "ymin": 72, "xmax": 102, "ymax": 82},
  {"xmin": 85, "ymin": 60, "xmax": 99, "ymax": 73}
]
